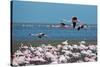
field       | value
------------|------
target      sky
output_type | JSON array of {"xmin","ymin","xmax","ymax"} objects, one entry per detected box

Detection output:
[{"xmin": 12, "ymin": 1, "xmax": 97, "ymax": 24}]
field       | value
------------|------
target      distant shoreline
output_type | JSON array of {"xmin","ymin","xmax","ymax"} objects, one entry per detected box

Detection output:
[{"xmin": 12, "ymin": 22, "xmax": 97, "ymax": 25}]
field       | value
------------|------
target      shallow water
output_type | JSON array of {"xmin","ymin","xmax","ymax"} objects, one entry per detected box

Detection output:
[{"xmin": 12, "ymin": 23, "xmax": 97, "ymax": 40}]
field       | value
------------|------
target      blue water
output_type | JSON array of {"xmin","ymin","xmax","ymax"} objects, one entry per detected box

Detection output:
[{"xmin": 12, "ymin": 23, "xmax": 97, "ymax": 40}]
